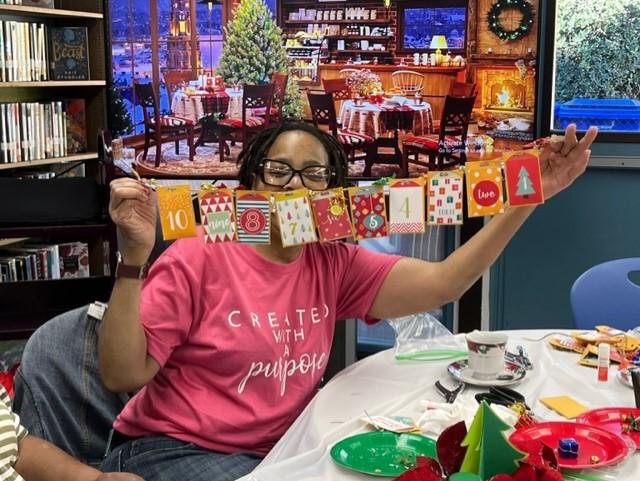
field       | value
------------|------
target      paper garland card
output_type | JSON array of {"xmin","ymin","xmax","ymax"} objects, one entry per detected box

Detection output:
[
  {"xmin": 198, "ymin": 188, "xmax": 236, "ymax": 243},
  {"xmin": 235, "ymin": 190, "xmax": 271, "ymax": 244},
  {"xmin": 156, "ymin": 184, "xmax": 197, "ymax": 240},
  {"xmin": 427, "ymin": 170, "xmax": 464, "ymax": 225},
  {"xmin": 465, "ymin": 160, "xmax": 505, "ymax": 217},
  {"xmin": 388, "ymin": 178, "xmax": 425, "ymax": 234},
  {"xmin": 349, "ymin": 185, "xmax": 388, "ymax": 240},
  {"xmin": 503, "ymin": 150, "xmax": 544, "ymax": 207},
  {"xmin": 310, "ymin": 188, "xmax": 354, "ymax": 241},
  {"xmin": 274, "ymin": 189, "xmax": 317, "ymax": 247}
]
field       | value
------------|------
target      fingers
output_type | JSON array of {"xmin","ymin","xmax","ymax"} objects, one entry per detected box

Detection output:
[
  {"xmin": 109, "ymin": 179, "xmax": 151, "ymax": 211},
  {"xmin": 560, "ymin": 124, "xmax": 578, "ymax": 156},
  {"xmin": 578, "ymin": 126, "xmax": 598, "ymax": 150}
]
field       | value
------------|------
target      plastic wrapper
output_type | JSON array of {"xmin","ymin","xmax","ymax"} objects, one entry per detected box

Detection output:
[{"xmin": 387, "ymin": 311, "xmax": 467, "ymax": 361}]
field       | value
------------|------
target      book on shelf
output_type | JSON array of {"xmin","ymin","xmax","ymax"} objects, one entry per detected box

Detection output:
[
  {"xmin": 0, "ymin": 19, "xmax": 48, "ymax": 82},
  {"xmin": 20, "ymin": 0, "xmax": 56, "ymax": 7},
  {"xmin": 49, "ymin": 27, "xmax": 89, "ymax": 81},
  {"xmin": 64, "ymin": 98, "xmax": 86, "ymax": 154}
]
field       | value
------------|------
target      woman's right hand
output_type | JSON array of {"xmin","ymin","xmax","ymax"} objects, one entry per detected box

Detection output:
[{"xmin": 109, "ymin": 178, "xmax": 157, "ymax": 266}]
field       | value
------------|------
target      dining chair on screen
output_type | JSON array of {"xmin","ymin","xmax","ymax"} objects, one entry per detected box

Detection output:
[
  {"xmin": 432, "ymin": 82, "xmax": 477, "ymax": 133},
  {"xmin": 322, "ymin": 77, "xmax": 351, "ymax": 123},
  {"xmin": 391, "ymin": 70, "xmax": 424, "ymax": 95}
]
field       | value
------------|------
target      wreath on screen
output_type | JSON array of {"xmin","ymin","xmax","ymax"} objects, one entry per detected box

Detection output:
[{"xmin": 487, "ymin": 0, "xmax": 535, "ymax": 41}]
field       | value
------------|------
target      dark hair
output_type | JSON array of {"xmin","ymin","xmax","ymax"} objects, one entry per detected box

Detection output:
[{"xmin": 236, "ymin": 121, "xmax": 348, "ymax": 188}]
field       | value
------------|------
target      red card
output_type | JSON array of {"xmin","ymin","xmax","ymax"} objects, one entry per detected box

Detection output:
[
  {"xmin": 504, "ymin": 150, "xmax": 544, "ymax": 206},
  {"xmin": 348, "ymin": 186, "xmax": 388, "ymax": 240},
  {"xmin": 311, "ymin": 189, "xmax": 354, "ymax": 241}
]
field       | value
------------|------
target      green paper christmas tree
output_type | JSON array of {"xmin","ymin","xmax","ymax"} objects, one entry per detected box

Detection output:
[
  {"xmin": 460, "ymin": 401, "xmax": 526, "ymax": 480},
  {"xmin": 217, "ymin": 0, "xmax": 303, "ymax": 119},
  {"xmin": 516, "ymin": 166, "xmax": 535, "ymax": 197}
]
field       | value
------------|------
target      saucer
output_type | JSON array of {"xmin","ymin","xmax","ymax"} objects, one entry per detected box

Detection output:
[
  {"xmin": 447, "ymin": 359, "xmax": 526, "ymax": 386},
  {"xmin": 616, "ymin": 366, "xmax": 638, "ymax": 388}
]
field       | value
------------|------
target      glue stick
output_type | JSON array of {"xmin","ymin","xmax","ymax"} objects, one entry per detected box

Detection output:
[{"xmin": 597, "ymin": 343, "xmax": 610, "ymax": 382}]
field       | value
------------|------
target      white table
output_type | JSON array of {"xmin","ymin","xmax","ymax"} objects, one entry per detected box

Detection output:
[
  {"xmin": 240, "ymin": 330, "xmax": 639, "ymax": 481},
  {"xmin": 171, "ymin": 88, "xmax": 243, "ymax": 122}
]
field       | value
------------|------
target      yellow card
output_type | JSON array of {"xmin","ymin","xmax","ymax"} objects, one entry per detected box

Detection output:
[
  {"xmin": 538, "ymin": 395, "xmax": 589, "ymax": 419},
  {"xmin": 465, "ymin": 160, "xmax": 505, "ymax": 217},
  {"xmin": 156, "ymin": 184, "xmax": 197, "ymax": 240}
]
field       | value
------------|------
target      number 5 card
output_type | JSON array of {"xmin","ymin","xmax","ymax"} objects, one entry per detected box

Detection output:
[
  {"xmin": 274, "ymin": 189, "xmax": 317, "ymax": 247},
  {"xmin": 388, "ymin": 178, "xmax": 425, "ymax": 234},
  {"xmin": 156, "ymin": 184, "xmax": 197, "ymax": 240},
  {"xmin": 348, "ymin": 185, "xmax": 388, "ymax": 240}
]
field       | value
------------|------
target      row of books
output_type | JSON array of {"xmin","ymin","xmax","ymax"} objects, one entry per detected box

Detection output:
[
  {"xmin": 0, "ymin": 0, "xmax": 54, "ymax": 6},
  {"xmin": 0, "ymin": 98, "xmax": 87, "ymax": 164},
  {"xmin": 0, "ymin": 241, "xmax": 89, "ymax": 283},
  {"xmin": 0, "ymin": 23, "xmax": 89, "ymax": 82}
]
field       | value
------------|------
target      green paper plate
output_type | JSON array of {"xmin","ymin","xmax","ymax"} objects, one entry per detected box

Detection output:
[
  {"xmin": 330, "ymin": 431, "xmax": 437, "ymax": 477},
  {"xmin": 396, "ymin": 349, "xmax": 468, "ymax": 361}
]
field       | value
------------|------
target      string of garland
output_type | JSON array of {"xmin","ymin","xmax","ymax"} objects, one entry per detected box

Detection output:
[{"xmin": 487, "ymin": 0, "xmax": 535, "ymax": 41}]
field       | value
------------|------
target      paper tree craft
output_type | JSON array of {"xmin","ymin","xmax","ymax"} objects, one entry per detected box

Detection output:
[{"xmin": 460, "ymin": 401, "xmax": 526, "ymax": 480}]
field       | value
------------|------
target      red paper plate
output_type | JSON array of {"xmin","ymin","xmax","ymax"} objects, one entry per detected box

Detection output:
[
  {"xmin": 508, "ymin": 421, "xmax": 629, "ymax": 469},
  {"xmin": 577, "ymin": 407, "xmax": 640, "ymax": 449}
]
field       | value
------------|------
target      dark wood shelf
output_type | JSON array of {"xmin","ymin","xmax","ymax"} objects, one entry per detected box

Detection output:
[
  {"xmin": 325, "ymin": 35, "xmax": 393, "ymax": 40},
  {"xmin": 0, "ymin": 276, "xmax": 113, "ymax": 340},
  {"xmin": 0, "ymin": 223, "xmax": 110, "ymax": 238},
  {"xmin": 0, "ymin": 4, "xmax": 103, "ymax": 19},
  {"xmin": 284, "ymin": 19, "xmax": 390, "ymax": 25},
  {"xmin": 335, "ymin": 49, "xmax": 392, "ymax": 54}
]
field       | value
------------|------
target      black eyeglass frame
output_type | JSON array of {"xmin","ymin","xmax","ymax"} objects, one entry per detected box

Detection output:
[{"xmin": 257, "ymin": 158, "xmax": 336, "ymax": 190}]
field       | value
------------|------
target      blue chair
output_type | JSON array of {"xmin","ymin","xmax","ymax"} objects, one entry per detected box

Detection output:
[{"xmin": 570, "ymin": 258, "xmax": 640, "ymax": 331}]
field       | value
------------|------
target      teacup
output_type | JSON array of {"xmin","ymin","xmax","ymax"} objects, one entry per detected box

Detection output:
[{"xmin": 466, "ymin": 330, "xmax": 507, "ymax": 379}]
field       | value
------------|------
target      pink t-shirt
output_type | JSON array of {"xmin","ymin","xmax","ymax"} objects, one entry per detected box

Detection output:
[{"xmin": 114, "ymin": 236, "xmax": 400, "ymax": 454}]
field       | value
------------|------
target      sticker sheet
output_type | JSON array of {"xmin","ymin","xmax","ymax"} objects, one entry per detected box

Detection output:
[
  {"xmin": 388, "ymin": 178, "xmax": 425, "ymax": 234},
  {"xmin": 348, "ymin": 185, "xmax": 388, "ymax": 240},
  {"xmin": 310, "ymin": 188, "xmax": 354, "ymax": 241},
  {"xmin": 503, "ymin": 150, "xmax": 544, "ymax": 207},
  {"xmin": 426, "ymin": 170, "xmax": 464, "ymax": 225},
  {"xmin": 235, "ymin": 191, "xmax": 271, "ymax": 244},
  {"xmin": 198, "ymin": 188, "xmax": 236, "ymax": 243},
  {"xmin": 273, "ymin": 189, "xmax": 317, "ymax": 247},
  {"xmin": 156, "ymin": 184, "xmax": 197, "ymax": 240},
  {"xmin": 465, "ymin": 160, "xmax": 505, "ymax": 217}
]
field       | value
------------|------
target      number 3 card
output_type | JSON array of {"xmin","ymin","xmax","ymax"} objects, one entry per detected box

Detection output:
[
  {"xmin": 156, "ymin": 184, "xmax": 197, "ymax": 240},
  {"xmin": 274, "ymin": 189, "xmax": 317, "ymax": 247},
  {"xmin": 348, "ymin": 185, "xmax": 388, "ymax": 240},
  {"xmin": 388, "ymin": 178, "xmax": 425, "ymax": 234}
]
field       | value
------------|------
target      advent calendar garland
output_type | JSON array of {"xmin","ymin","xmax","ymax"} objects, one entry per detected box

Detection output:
[
  {"xmin": 153, "ymin": 150, "xmax": 544, "ymax": 246},
  {"xmin": 487, "ymin": 0, "xmax": 535, "ymax": 41}
]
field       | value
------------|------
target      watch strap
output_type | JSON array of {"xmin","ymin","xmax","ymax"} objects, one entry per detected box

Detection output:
[{"xmin": 115, "ymin": 253, "xmax": 149, "ymax": 279}]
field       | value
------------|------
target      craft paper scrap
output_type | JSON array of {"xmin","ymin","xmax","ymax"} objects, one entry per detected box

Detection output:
[
  {"xmin": 360, "ymin": 415, "xmax": 419, "ymax": 433},
  {"xmin": 274, "ymin": 189, "xmax": 317, "ymax": 247},
  {"xmin": 198, "ymin": 188, "xmax": 236, "ymax": 243},
  {"xmin": 156, "ymin": 184, "xmax": 197, "ymax": 240},
  {"xmin": 310, "ymin": 188, "xmax": 353, "ymax": 241},
  {"xmin": 465, "ymin": 160, "xmax": 505, "ymax": 217},
  {"xmin": 349, "ymin": 185, "xmax": 388, "ymax": 240},
  {"xmin": 503, "ymin": 150, "xmax": 544, "ymax": 206},
  {"xmin": 538, "ymin": 395, "xmax": 589, "ymax": 419},
  {"xmin": 235, "ymin": 190, "xmax": 271, "ymax": 244},
  {"xmin": 388, "ymin": 178, "xmax": 425, "ymax": 234},
  {"xmin": 426, "ymin": 170, "xmax": 464, "ymax": 225}
]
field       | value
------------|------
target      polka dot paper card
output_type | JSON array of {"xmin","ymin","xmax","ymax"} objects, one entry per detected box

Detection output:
[
  {"xmin": 274, "ymin": 189, "xmax": 317, "ymax": 247},
  {"xmin": 388, "ymin": 178, "xmax": 425, "ymax": 234},
  {"xmin": 156, "ymin": 184, "xmax": 197, "ymax": 240},
  {"xmin": 348, "ymin": 185, "xmax": 388, "ymax": 240},
  {"xmin": 198, "ymin": 188, "xmax": 236, "ymax": 243},
  {"xmin": 426, "ymin": 169, "xmax": 464, "ymax": 225},
  {"xmin": 310, "ymin": 188, "xmax": 354, "ymax": 242},
  {"xmin": 503, "ymin": 150, "xmax": 544, "ymax": 207},
  {"xmin": 465, "ymin": 160, "xmax": 505, "ymax": 217},
  {"xmin": 235, "ymin": 190, "xmax": 271, "ymax": 244}
]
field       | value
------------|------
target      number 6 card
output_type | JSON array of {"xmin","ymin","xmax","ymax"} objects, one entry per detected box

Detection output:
[
  {"xmin": 274, "ymin": 189, "xmax": 317, "ymax": 247},
  {"xmin": 156, "ymin": 184, "xmax": 197, "ymax": 240}
]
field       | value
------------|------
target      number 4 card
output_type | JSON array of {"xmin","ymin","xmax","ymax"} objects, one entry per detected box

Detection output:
[
  {"xmin": 274, "ymin": 189, "xmax": 317, "ymax": 247},
  {"xmin": 503, "ymin": 150, "xmax": 544, "ymax": 207},
  {"xmin": 388, "ymin": 178, "xmax": 425, "ymax": 234},
  {"xmin": 156, "ymin": 184, "xmax": 197, "ymax": 240}
]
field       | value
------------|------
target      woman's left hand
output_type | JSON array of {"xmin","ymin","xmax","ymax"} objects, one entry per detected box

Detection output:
[{"xmin": 539, "ymin": 124, "xmax": 598, "ymax": 199}]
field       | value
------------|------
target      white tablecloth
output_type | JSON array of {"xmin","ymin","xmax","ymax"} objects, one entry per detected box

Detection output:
[
  {"xmin": 171, "ymin": 88, "xmax": 243, "ymax": 122},
  {"xmin": 240, "ymin": 329, "xmax": 638, "ymax": 481}
]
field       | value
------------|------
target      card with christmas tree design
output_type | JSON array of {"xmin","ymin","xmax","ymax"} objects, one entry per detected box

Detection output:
[
  {"xmin": 310, "ymin": 188, "xmax": 354, "ymax": 242},
  {"xmin": 348, "ymin": 185, "xmax": 388, "ymax": 240},
  {"xmin": 503, "ymin": 150, "xmax": 544, "ymax": 207},
  {"xmin": 465, "ymin": 160, "xmax": 505, "ymax": 217},
  {"xmin": 274, "ymin": 189, "xmax": 317, "ymax": 247},
  {"xmin": 388, "ymin": 178, "xmax": 425, "ymax": 234},
  {"xmin": 198, "ymin": 188, "xmax": 236, "ymax": 243},
  {"xmin": 427, "ymin": 170, "xmax": 464, "ymax": 225},
  {"xmin": 156, "ymin": 184, "xmax": 197, "ymax": 240},
  {"xmin": 235, "ymin": 191, "xmax": 271, "ymax": 244}
]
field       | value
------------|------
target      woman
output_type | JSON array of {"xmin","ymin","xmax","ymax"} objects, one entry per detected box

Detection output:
[{"xmin": 99, "ymin": 121, "xmax": 597, "ymax": 480}]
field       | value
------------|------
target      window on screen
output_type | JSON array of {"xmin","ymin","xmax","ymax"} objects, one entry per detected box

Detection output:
[{"xmin": 397, "ymin": 2, "xmax": 467, "ymax": 53}]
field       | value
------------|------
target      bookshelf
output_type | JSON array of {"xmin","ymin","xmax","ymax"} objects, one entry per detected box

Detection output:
[{"xmin": 0, "ymin": 0, "xmax": 114, "ymax": 339}]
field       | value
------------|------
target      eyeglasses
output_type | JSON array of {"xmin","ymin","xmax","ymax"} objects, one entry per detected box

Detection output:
[{"xmin": 259, "ymin": 158, "xmax": 334, "ymax": 190}]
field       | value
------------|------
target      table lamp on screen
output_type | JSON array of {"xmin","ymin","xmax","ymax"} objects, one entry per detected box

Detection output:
[{"xmin": 430, "ymin": 35, "xmax": 448, "ymax": 66}]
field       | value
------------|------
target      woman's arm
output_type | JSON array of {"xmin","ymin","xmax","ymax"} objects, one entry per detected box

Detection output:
[
  {"xmin": 15, "ymin": 435, "xmax": 143, "ymax": 481},
  {"xmin": 368, "ymin": 125, "xmax": 598, "ymax": 319}
]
